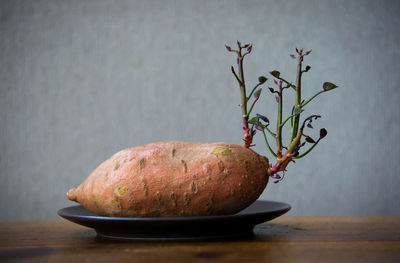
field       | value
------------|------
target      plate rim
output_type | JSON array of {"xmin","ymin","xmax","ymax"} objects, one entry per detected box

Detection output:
[{"xmin": 58, "ymin": 200, "xmax": 291, "ymax": 222}]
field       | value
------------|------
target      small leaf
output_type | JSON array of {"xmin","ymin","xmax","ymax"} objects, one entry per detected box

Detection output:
[
  {"xmin": 258, "ymin": 76, "xmax": 267, "ymax": 84},
  {"xmin": 305, "ymin": 136, "xmax": 316, "ymax": 143},
  {"xmin": 270, "ymin": 70, "xmax": 281, "ymax": 78},
  {"xmin": 323, "ymin": 82, "xmax": 338, "ymax": 91},
  {"xmin": 254, "ymin": 88, "xmax": 262, "ymax": 99},
  {"xmin": 304, "ymin": 49, "xmax": 312, "ymax": 55},
  {"xmin": 320, "ymin": 128, "xmax": 328, "ymax": 139},
  {"xmin": 295, "ymin": 48, "xmax": 299, "ymax": 53},
  {"xmin": 247, "ymin": 44, "xmax": 253, "ymax": 53},
  {"xmin": 305, "ymin": 65, "xmax": 311, "ymax": 72},
  {"xmin": 256, "ymin": 114, "xmax": 269, "ymax": 124},
  {"xmin": 248, "ymin": 116, "xmax": 259, "ymax": 124},
  {"xmin": 225, "ymin": 45, "xmax": 232, "ymax": 52},
  {"xmin": 290, "ymin": 54, "xmax": 296, "ymax": 59},
  {"xmin": 307, "ymin": 123, "xmax": 313, "ymax": 129},
  {"xmin": 268, "ymin": 87, "xmax": 275, "ymax": 93}
]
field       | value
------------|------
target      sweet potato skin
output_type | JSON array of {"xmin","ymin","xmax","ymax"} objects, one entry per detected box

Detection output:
[{"xmin": 67, "ymin": 142, "xmax": 269, "ymax": 217}]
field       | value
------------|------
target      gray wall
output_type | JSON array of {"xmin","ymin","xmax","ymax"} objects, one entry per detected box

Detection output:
[{"xmin": 1, "ymin": 0, "xmax": 399, "ymax": 220}]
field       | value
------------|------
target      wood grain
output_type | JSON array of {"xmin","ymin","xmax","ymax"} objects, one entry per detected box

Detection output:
[{"xmin": 1, "ymin": 217, "xmax": 399, "ymax": 263}]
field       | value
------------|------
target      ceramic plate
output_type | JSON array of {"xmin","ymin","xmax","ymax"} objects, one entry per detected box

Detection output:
[{"xmin": 58, "ymin": 200, "xmax": 290, "ymax": 240}]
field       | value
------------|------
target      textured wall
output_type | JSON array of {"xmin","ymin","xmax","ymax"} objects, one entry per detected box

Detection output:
[{"xmin": 0, "ymin": 0, "xmax": 399, "ymax": 220}]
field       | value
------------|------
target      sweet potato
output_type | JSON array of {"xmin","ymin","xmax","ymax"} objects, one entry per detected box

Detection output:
[{"xmin": 67, "ymin": 141, "xmax": 269, "ymax": 217}]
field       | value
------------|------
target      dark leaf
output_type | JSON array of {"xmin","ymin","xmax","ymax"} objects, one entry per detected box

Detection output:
[
  {"xmin": 305, "ymin": 136, "xmax": 316, "ymax": 143},
  {"xmin": 254, "ymin": 88, "xmax": 262, "ymax": 99},
  {"xmin": 268, "ymin": 87, "xmax": 275, "ymax": 93},
  {"xmin": 247, "ymin": 44, "xmax": 253, "ymax": 53},
  {"xmin": 248, "ymin": 116, "xmax": 259, "ymax": 124},
  {"xmin": 256, "ymin": 114, "xmax": 270, "ymax": 124},
  {"xmin": 305, "ymin": 65, "xmax": 311, "ymax": 72},
  {"xmin": 225, "ymin": 45, "xmax": 232, "ymax": 52},
  {"xmin": 320, "ymin": 128, "xmax": 328, "ymax": 139},
  {"xmin": 295, "ymin": 48, "xmax": 299, "ymax": 53},
  {"xmin": 307, "ymin": 123, "xmax": 313, "ymax": 129},
  {"xmin": 301, "ymin": 115, "xmax": 321, "ymax": 130},
  {"xmin": 323, "ymin": 82, "xmax": 338, "ymax": 91},
  {"xmin": 258, "ymin": 76, "xmax": 267, "ymax": 83},
  {"xmin": 270, "ymin": 70, "xmax": 281, "ymax": 78},
  {"xmin": 243, "ymin": 44, "xmax": 249, "ymax": 48}
]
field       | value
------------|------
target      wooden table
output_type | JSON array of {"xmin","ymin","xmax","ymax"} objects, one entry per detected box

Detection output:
[{"xmin": 1, "ymin": 217, "xmax": 399, "ymax": 262}]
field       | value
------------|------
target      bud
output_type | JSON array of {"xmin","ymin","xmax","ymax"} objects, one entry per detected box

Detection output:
[
  {"xmin": 270, "ymin": 70, "xmax": 281, "ymax": 78},
  {"xmin": 247, "ymin": 44, "xmax": 252, "ymax": 53},
  {"xmin": 323, "ymin": 82, "xmax": 338, "ymax": 91},
  {"xmin": 290, "ymin": 54, "xmax": 296, "ymax": 59},
  {"xmin": 237, "ymin": 40, "xmax": 241, "ymax": 47},
  {"xmin": 258, "ymin": 76, "xmax": 267, "ymax": 83},
  {"xmin": 304, "ymin": 49, "xmax": 312, "ymax": 55},
  {"xmin": 320, "ymin": 128, "xmax": 328, "ymax": 139},
  {"xmin": 305, "ymin": 136, "xmax": 316, "ymax": 144},
  {"xmin": 254, "ymin": 88, "xmax": 262, "ymax": 99},
  {"xmin": 305, "ymin": 65, "xmax": 311, "ymax": 72}
]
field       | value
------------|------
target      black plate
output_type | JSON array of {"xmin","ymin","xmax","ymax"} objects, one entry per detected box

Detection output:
[{"xmin": 58, "ymin": 200, "xmax": 290, "ymax": 240}]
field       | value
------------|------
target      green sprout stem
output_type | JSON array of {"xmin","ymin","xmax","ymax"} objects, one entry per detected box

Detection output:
[
  {"xmin": 290, "ymin": 57, "xmax": 303, "ymax": 142},
  {"xmin": 292, "ymin": 139, "xmax": 321, "ymax": 159},
  {"xmin": 276, "ymin": 84, "xmax": 283, "ymax": 156},
  {"xmin": 281, "ymin": 113, "xmax": 298, "ymax": 129},
  {"xmin": 265, "ymin": 126, "xmax": 276, "ymax": 137},
  {"xmin": 227, "ymin": 41, "xmax": 258, "ymax": 148},
  {"xmin": 262, "ymin": 130, "xmax": 277, "ymax": 158},
  {"xmin": 301, "ymin": 90, "xmax": 324, "ymax": 108}
]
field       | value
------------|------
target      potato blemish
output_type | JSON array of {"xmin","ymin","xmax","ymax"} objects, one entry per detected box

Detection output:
[
  {"xmin": 211, "ymin": 146, "xmax": 232, "ymax": 156},
  {"xmin": 115, "ymin": 184, "xmax": 129, "ymax": 197}
]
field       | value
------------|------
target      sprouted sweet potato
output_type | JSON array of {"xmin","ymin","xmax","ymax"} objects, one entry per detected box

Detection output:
[
  {"xmin": 67, "ymin": 42, "xmax": 338, "ymax": 217},
  {"xmin": 67, "ymin": 142, "xmax": 269, "ymax": 217}
]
